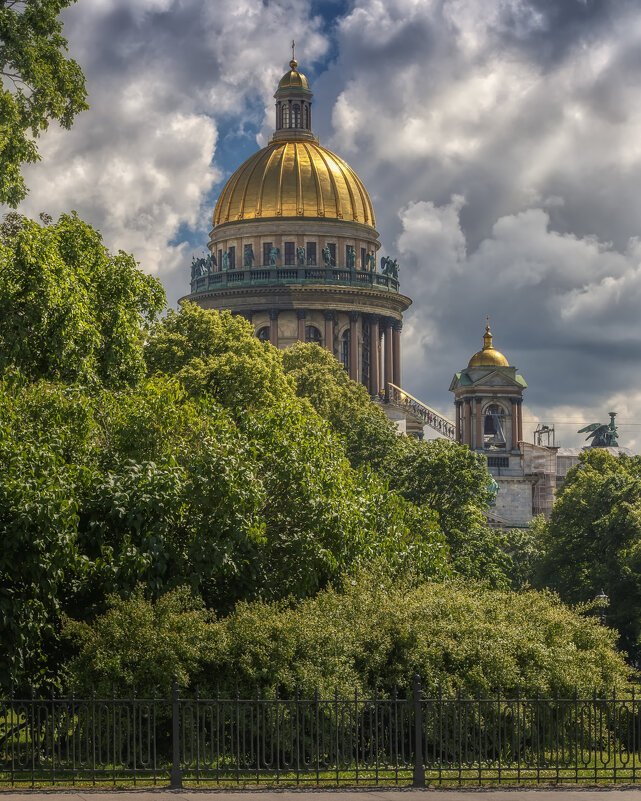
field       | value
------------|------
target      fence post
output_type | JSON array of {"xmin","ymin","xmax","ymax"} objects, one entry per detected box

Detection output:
[
  {"xmin": 170, "ymin": 675, "xmax": 183, "ymax": 789},
  {"xmin": 413, "ymin": 674, "xmax": 425, "ymax": 787}
]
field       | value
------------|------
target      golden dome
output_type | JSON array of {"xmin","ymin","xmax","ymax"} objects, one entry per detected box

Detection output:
[
  {"xmin": 468, "ymin": 320, "xmax": 509, "ymax": 368},
  {"xmin": 213, "ymin": 139, "xmax": 376, "ymax": 227},
  {"xmin": 278, "ymin": 59, "xmax": 310, "ymax": 91}
]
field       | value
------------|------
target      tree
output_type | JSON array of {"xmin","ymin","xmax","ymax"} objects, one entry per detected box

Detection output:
[
  {"xmin": 0, "ymin": 370, "xmax": 451, "ymax": 687},
  {"xmin": 388, "ymin": 437, "xmax": 511, "ymax": 587},
  {"xmin": 144, "ymin": 302, "xmax": 293, "ymax": 409},
  {"xmin": 534, "ymin": 449, "xmax": 641, "ymax": 659},
  {"xmin": 282, "ymin": 342, "xmax": 400, "ymax": 472},
  {"xmin": 283, "ymin": 342, "xmax": 510, "ymax": 586},
  {"xmin": 0, "ymin": 212, "xmax": 165, "ymax": 386},
  {"xmin": 0, "ymin": 0, "xmax": 88, "ymax": 206}
]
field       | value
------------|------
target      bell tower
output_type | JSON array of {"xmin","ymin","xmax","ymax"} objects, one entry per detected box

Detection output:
[{"xmin": 449, "ymin": 320, "xmax": 527, "ymax": 459}]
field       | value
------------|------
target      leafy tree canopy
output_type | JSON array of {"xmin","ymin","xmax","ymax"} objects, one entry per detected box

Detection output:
[
  {"xmin": 0, "ymin": 0, "xmax": 88, "ymax": 206},
  {"xmin": 0, "ymin": 212, "xmax": 165, "ymax": 386},
  {"xmin": 534, "ymin": 449, "xmax": 641, "ymax": 659},
  {"xmin": 387, "ymin": 437, "xmax": 510, "ymax": 586},
  {"xmin": 64, "ymin": 578, "xmax": 631, "ymax": 699},
  {"xmin": 144, "ymin": 301, "xmax": 293, "ymax": 409},
  {"xmin": 0, "ymin": 371, "xmax": 450, "ymax": 689},
  {"xmin": 282, "ymin": 342, "xmax": 400, "ymax": 472}
]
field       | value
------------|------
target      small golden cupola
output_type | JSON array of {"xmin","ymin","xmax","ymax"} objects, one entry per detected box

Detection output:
[
  {"xmin": 273, "ymin": 41, "xmax": 314, "ymax": 141},
  {"xmin": 468, "ymin": 318, "xmax": 509, "ymax": 368}
]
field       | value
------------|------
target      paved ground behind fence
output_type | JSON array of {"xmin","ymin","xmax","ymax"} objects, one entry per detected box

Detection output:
[{"xmin": 3, "ymin": 790, "xmax": 641, "ymax": 800}]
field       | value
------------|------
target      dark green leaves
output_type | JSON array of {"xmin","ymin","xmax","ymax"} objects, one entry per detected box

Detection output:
[
  {"xmin": 0, "ymin": 0, "xmax": 89, "ymax": 206},
  {"xmin": 0, "ymin": 212, "xmax": 165, "ymax": 386}
]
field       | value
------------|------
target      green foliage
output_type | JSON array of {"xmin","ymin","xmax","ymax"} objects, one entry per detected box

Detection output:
[
  {"xmin": 0, "ymin": 0, "xmax": 88, "ymax": 206},
  {"xmin": 388, "ymin": 437, "xmax": 510, "ymax": 587},
  {"xmin": 64, "ymin": 579, "xmax": 631, "ymax": 698},
  {"xmin": 282, "ymin": 342, "xmax": 399, "ymax": 471},
  {"xmin": 0, "ymin": 371, "xmax": 451, "ymax": 687},
  {"xmin": 281, "ymin": 343, "xmax": 509, "ymax": 586},
  {"xmin": 534, "ymin": 450, "xmax": 641, "ymax": 658},
  {"xmin": 144, "ymin": 302, "xmax": 293, "ymax": 408},
  {"xmin": 63, "ymin": 586, "xmax": 213, "ymax": 696},
  {"xmin": 0, "ymin": 212, "xmax": 165, "ymax": 386}
]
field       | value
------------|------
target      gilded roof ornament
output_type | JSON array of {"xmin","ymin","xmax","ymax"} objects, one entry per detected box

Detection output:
[{"xmin": 468, "ymin": 317, "xmax": 509, "ymax": 368}]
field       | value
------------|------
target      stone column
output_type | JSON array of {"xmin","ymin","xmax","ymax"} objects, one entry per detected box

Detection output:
[
  {"xmin": 269, "ymin": 309, "xmax": 279, "ymax": 347},
  {"xmin": 464, "ymin": 400, "xmax": 472, "ymax": 447},
  {"xmin": 392, "ymin": 321, "xmax": 402, "ymax": 387},
  {"xmin": 517, "ymin": 399, "xmax": 523, "ymax": 443},
  {"xmin": 475, "ymin": 399, "xmax": 483, "ymax": 450},
  {"xmin": 511, "ymin": 399, "xmax": 518, "ymax": 450},
  {"xmin": 349, "ymin": 312, "xmax": 359, "ymax": 382},
  {"xmin": 369, "ymin": 315, "xmax": 380, "ymax": 396},
  {"xmin": 297, "ymin": 309, "xmax": 306, "ymax": 342},
  {"xmin": 455, "ymin": 401, "xmax": 461, "ymax": 443},
  {"xmin": 384, "ymin": 319, "xmax": 393, "ymax": 401},
  {"xmin": 324, "ymin": 310, "xmax": 335, "ymax": 355}
]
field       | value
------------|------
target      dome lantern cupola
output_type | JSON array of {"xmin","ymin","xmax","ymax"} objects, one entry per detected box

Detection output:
[{"xmin": 273, "ymin": 41, "xmax": 314, "ymax": 141}]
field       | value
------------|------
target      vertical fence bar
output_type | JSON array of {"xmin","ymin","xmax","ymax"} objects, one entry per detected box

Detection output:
[
  {"xmin": 413, "ymin": 675, "xmax": 425, "ymax": 787},
  {"xmin": 170, "ymin": 675, "xmax": 182, "ymax": 789},
  {"xmin": 633, "ymin": 686, "xmax": 637, "ymax": 784}
]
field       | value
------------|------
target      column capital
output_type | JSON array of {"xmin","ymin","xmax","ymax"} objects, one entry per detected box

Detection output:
[
  {"xmin": 392, "ymin": 320, "xmax": 403, "ymax": 332},
  {"xmin": 324, "ymin": 309, "xmax": 335, "ymax": 321},
  {"xmin": 368, "ymin": 314, "xmax": 380, "ymax": 325},
  {"xmin": 296, "ymin": 309, "xmax": 307, "ymax": 319},
  {"xmin": 349, "ymin": 311, "xmax": 360, "ymax": 322},
  {"xmin": 269, "ymin": 308, "xmax": 279, "ymax": 321}
]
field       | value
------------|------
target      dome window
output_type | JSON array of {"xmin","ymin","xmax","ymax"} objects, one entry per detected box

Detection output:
[
  {"xmin": 292, "ymin": 103, "xmax": 301, "ymax": 127},
  {"xmin": 340, "ymin": 330, "xmax": 350, "ymax": 372},
  {"xmin": 282, "ymin": 104, "xmax": 290, "ymax": 129},
  {"xmin": 305, "ymin": 325, "xmax": 322, "ymax": 345},
  {"xmin": 257, "ymin": 326, "xmax": 270, "ymax": 343}
]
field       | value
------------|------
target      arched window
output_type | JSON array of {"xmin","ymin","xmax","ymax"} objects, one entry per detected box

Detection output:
[
  {"xmin": 483, "ymin": 403, "xmax": 506, "ymax": 450},
  {"xmin": 257, "ymin": 326, "xmax": 270, "ymax": 343},
  {"xmin": 340, "ymin": 330, "xmax": 350, "ymax": 372},
  {"xmin": 305, "ymin": 325, "xmax": 322, "ymax": 345},
  {"xmin": 281, "ymin": 104, "xmax": 290, "ymax": 129},
  {"xmin": 303, "ymin": 104, "xmax": 309, "ymax": 129},
  {"xmin": 292, "ymin": 103, "xmax": 301, "ymax": 128}
]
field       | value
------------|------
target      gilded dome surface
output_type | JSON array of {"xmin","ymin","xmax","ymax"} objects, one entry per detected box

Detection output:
[
  {"xmin": 468, "ymin": 322, "xmax": 509, "ymax": 368},
  {"xmin": 278, "ymin": 63, "xmax": 310, "ymax": 91},
  {"xmin": 213, "ymin": 140, "xmax": 376, "ymax": 227}
]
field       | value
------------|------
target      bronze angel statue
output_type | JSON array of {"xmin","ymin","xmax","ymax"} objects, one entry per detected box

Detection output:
[{"xmin": 578, "ymin": 412, "xmax": 619, "ymax": 448}]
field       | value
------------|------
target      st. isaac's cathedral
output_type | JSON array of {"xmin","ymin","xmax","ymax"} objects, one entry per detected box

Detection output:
[{"xmin": 181, "ymin": 54, "xmax": 631, "ymax": 529}]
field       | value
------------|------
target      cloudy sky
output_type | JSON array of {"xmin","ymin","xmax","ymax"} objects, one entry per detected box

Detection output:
[{"xmin": 12, "ymin": 0, "xmax": 641, "ymax": 449}]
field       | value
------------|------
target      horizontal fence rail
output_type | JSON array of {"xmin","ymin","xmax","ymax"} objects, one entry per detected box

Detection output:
[{"xmin": 1, "ymin": 677, "xmax": 641, "ymax": 788}]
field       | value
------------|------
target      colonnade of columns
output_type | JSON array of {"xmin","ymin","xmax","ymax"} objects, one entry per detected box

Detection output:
[
  {"xmin": 243, "ymin": 308, "xmax": 403, "ymax": 399},
  {"xmin": 454, "ymin": 397, "xmax": 523, "ymax": 451}
]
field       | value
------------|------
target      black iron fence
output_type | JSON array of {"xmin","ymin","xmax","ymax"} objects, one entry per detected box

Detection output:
[{"xmin": 2, "ymin": 677, "xmax": 641, "ymax": 787}]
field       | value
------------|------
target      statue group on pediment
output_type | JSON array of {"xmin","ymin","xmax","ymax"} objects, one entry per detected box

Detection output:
[
  {"xmin": 190, "ymin": 253, "xmax": 216, "ymax": 279},
  {"xmin": 381, "ymin": 256, "xmax": 399, "ymax": 279}
]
